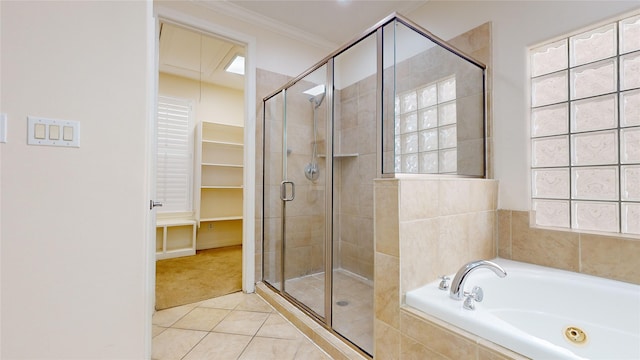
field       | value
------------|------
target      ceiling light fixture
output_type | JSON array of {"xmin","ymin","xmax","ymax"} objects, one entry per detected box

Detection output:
[
  {"xmin": 303, "ymin": 84, "xmax": 325, "ymax": 96},
  {"xmin": 225, "ymin": 55, "xmax": 245, "ymax": 75}
]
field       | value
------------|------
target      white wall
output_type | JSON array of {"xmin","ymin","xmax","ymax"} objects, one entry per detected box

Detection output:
[
  {"xmin": 0, "ymin": 1, "xmax": 3, "ymax": 355},
  {"xmin": 159, "ymin": 73, "xmax": 244, "ymax": 126},
  {"xmin": 0, "ymin": 1, "xmax": 152, "ymax": 358},
  {"xmin": 410, "ymin": 1, "xmax": 640, "ymax": 210}
]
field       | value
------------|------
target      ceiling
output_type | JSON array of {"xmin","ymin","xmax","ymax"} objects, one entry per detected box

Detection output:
[
  {"xmin": 223, "ymin": 0, "xmax": 428, "ymax": 46},
  {"xmin": 159, "ymin": 22, "xmax": 246, "ymax": 90},
  {"xmin": 159, "ymin": 1, "xmax": 428, "ymax": 90}
]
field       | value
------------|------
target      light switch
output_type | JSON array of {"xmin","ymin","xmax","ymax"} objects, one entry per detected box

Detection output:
[
  {"xmin": 35, "ymin": 124, "xmax": 46, "ymax": 139},
  {"xmin": 63, "ymin": 126, "xmax": 73, "ymax": 141},
  {"xmin": 27, "ymin": 116, "xmax": 80, "ymax": 147},
  {"xmin": 0, "ymin": 113, "xmax": 6, "ymax": 143},
  {"xmin": 49, "ymin": 125, "xmax": 60, "ymax": 140}
]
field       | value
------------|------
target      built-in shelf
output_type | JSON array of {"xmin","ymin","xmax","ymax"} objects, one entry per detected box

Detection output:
[
  {"xmin": 195, "ymin": 121, "xmax": 244, "ymax": 250},
  {"xmin": 202, "ymin": 139, "xmax": 243, "ymax": 147},
  {"xmin": 202, "ymin": 162, "xmax": 244, "ymax": 168},
  {"xmin": 156, "ymin": 218, "xmax": 196, "ymax": 260},
  {"xmin": 200, "ymin": 216, "xmax": 243, "ymax": 222},
  {"xmin": 318, "ymin": 153, "xmax": 359, "ymax": 158}
]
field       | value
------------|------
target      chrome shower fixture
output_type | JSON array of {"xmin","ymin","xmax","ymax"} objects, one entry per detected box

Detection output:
[
  {"xmin": 303, "ymin": 84, "xmax": 325, "ymax": 181},
  {"xmin": 304, "ymin": 84, "xmax": 326, "ymax": 108}
]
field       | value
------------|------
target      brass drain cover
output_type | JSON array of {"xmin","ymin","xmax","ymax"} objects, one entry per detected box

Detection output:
[{"xmin": 564, "ymin": 326, "xmax": 587, "ymax": 345}]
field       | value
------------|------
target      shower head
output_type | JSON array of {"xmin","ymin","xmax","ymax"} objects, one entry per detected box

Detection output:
[
  {"xmin": 309, "ymin": 92, "xmax": 325, "ymax": 108},
  {"xmin": 303, "ymin": 84, "xmax": 326, "ymax": 108}
]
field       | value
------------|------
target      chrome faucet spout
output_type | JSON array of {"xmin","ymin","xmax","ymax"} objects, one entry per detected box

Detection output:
[{"xmin": 449, "ymin": 260, "xmax": 506, "ymax": 300}]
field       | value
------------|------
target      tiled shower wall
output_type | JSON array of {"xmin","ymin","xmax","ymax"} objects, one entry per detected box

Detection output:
[
  {"xmin": 334, "ymin": 75, "xmax": 377, "ymax": 280},
  {"xmin": 391, "ymin": 34, "xmax": 486, "ymax": 177},
  {"xmin": 257, "ymin": 70, "xmax": 328, "ymax": 283},
  {"xmin": 281, "ymin": 79, "xmax": 328, "ymax": 280}
]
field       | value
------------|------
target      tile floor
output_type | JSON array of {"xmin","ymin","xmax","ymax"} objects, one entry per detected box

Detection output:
[
  {"xmin": 152, "ymin": 291, "xmax": 333, "ymax": 360},
  {"xmin": 282, "ymin": 269, "xmax": 374, "ymax": 355}
]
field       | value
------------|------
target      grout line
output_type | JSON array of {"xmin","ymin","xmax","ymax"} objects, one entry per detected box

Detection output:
[
  {"xmin": 179, "ymin": 331, "xmax": 209, "ymax": 360},
  {"xmin": 578, "ymin": 233, "xmax": 582, "ymax": 272}
]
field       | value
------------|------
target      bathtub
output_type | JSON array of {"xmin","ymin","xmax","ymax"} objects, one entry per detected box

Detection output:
[{"xmin": 405, "ymin": 259, "xmax": 640, "ymax": 360}]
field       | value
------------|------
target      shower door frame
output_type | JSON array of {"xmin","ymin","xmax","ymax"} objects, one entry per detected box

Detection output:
[
  {"xmin": 262, "ymin": 49, "xmax": 377, "ymax": 355},
  {"xmin": 263, "ymin": 59, "xmax": 336, "ymax": 327},
  {"xmin": 262, "ymin": 12, "xmax": 488, "ymax": 356}
]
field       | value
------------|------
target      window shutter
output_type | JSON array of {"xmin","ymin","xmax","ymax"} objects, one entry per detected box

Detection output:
[{"xmin": 156, "ymin": 96, "xmax": 193, "ymax": 213}]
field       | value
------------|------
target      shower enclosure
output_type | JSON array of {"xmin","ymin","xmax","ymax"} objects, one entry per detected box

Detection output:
[{"xmin": 262, "ymin": 14, "xmax": 486, "ymax": 355}]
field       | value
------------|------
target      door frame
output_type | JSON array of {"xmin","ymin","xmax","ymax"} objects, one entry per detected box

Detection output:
[{"xmin": 149, "ymin": 5, "xmax": 257, "ymax": 302}]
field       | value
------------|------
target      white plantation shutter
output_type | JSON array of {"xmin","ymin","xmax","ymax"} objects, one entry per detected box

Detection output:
[{"xmin": 156, "ymin": 96, "xmax": 193, "ymax": 213}]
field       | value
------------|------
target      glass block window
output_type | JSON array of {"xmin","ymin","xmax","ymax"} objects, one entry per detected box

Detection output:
[
  {"xmin": 530, "ymin": 13, "xmax": 640, "ymax": 235},
  {"xmin": 395, "ymin": 76, "xmax": 457, "ymax": 173}
]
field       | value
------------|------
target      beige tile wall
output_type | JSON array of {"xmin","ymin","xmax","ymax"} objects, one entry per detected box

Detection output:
[
  {"xmin": 335, "ymin": 75, "xmax": 377, "ymax": 280},
  {"xmin": 448, "ymin": 22, "xmax": 493, "ymax": 179},
  {"xmin": 373, "ymin": 177, "xmax": 520, "ymax": 359},
  {"xmin": 392, "ymin": 46, "xmax": 485, "ymax": 176},
  {"xmin": 373, "ymin": 27, "xmax": 499, "ymax": 360},
  {"xmin": 497, "ymin": 210, "xmax": 640, "ymax": 285}
]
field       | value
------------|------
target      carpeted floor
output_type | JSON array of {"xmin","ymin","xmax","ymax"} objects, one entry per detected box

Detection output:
[{"xmin": 155, "ymin": 245, "xmax": 242, "ymax": 310}]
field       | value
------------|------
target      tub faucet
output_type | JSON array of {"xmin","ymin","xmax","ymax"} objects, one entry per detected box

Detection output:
[{"xmin": 449, "ymin": 260, "xmax": 507, "ymax": 300}]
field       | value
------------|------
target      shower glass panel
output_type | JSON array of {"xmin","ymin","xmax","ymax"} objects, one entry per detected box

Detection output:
[
  {"xmin": 382, "ymin": 20, "xmax": 486, "ymax": 176},
  {"xmin": 263, "ymin": 91, "xmax": 284, "ymax": 289},
  {"xmin": 262, "ymin": 14, "xmax": 486, "ymax": 358},
  {"xmin": 283, "ymin": 65, "xmax": 328, "ymax": 318},
  {"xmin": 332, "ymin": 32, "xmax": 377, "ymax": 354}
]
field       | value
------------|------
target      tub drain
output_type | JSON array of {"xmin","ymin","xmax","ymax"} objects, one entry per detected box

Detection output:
[
  {"xmin": 336, "ymin": 300, "xmax": 349, "ymax": 307},
  {"xmin": 564, "ymin": 326, "xmax": 587, "ymax": 345}
]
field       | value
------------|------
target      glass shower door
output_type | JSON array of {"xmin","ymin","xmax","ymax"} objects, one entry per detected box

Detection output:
[
  {"xmin": 331, "ymin": 32, "xmax": 377, "ymax": 355},
  {"xmin": 282, "ymin": 65, "xmax": 328, "ymax": 319},
  {"xmin": 263, "ymin": 91, "xmax": 284, "ymax": 290},
  {"xmin": 263, "ymin": 65, "xmax": 329, "ymax": 319}
]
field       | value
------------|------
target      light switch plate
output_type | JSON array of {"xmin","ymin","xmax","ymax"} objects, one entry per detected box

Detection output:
[
  {"xmin": 27, "ymin": 116, "xmax": 80, "ymax": 147},
  {"xmin": 0, "ymin": 113, "xmax": 6, "ymax": 143}
]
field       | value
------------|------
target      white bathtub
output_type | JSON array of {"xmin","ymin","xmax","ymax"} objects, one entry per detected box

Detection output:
[{"xmin": 405, "ymin": 259, "xmax": 640, "ymax": 359}]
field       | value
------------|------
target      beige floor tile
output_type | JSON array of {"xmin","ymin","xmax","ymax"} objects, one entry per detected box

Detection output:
[
  {"xmin": 152, "ymin": 325, "xmax": 168, "ymax": 338},
  {"xmin": 172, "ymin": 307, "xmax": 230, "ymax": 331},
  {"xmin": 213, "ymin": 310, "xmax": 270, "ymax": 336},
  {"xmin": 238, "ymin": 336, "xmax": 300, "ymax": 360},
  {"xmin": 199, "ymin": 291, "xmax": 245, "ymax": 310},
  {"xmin": 256, "ymin": 313, "xmax": 304, "ymax": 340},
  {"xmin": 182, "ymin": 332, "xmax": 252, "ymax": 360},
  {"xmin": 152, "ymin": 303, "xmax": 199, "ymax": 327},
  {"xmin": 235, "ymin": 293, "xmax": 275, "ymax": 313},
  {"xmin": 151, "ymin": 328, "xmax": 207, "ymax": 360},
  {"xmin": 294, "ymin": 341, "xmax": 333, "ymax": 360},
  {"xmin": 152, "ymin": 270, "xmax": 373, "ymax": 360}
]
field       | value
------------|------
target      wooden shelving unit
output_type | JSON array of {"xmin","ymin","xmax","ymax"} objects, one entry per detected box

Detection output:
[{"xmin": 195, "ymin": 122, "xmax": 244, "ymax": 249}]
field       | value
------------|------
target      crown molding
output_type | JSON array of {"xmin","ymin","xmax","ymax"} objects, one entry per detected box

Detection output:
[{"xmin": 193, "ymin": 0, "xmax": 338, "ymax": 51}]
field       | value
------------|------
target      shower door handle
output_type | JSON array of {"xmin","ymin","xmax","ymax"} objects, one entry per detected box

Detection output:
[{"xmin": 280, "ymin": 181, "xmax": 295, "ymax": 201}]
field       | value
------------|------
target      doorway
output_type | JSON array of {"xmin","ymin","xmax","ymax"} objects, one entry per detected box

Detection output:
[{"xmin": 154, "ymin": 20, "xmax": 247, "ymax": 309}]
